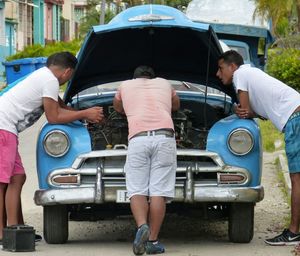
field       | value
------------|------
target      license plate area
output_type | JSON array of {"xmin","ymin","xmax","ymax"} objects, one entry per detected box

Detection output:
[{"xmin": 116, "ymin": 190, "xmax": 130, "ymax": 203}]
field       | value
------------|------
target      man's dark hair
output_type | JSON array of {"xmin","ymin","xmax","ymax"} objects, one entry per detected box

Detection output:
[
  {"xmin": 46, "ymin": 51, "xmax": 78, "ymax": 69},
  {"xmin": 133, "ymin": 65, "xmax": 155, "ymax": 79},
  {"xmin": 218, "ymin": 50, "xmax": 244, "ymax": 67}
]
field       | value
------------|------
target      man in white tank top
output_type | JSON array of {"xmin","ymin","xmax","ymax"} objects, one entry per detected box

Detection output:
[{"xmin": 217, "ymin": 50, "xmax": 300, "ymax": 247}]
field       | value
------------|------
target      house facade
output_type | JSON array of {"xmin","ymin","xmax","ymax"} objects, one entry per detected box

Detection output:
[
  {"xmin": 62, "ymin": 0, "xmax": 86, "ymax": 41},
  {"xmin": 0, "ymin": 0, "xmax": 66, "ymax": 82},
  {"xmin": 0, "ymin": 0, "xmax": 124, "ymax": 83},
  {"xmin": 33, "ymin": 0, "xmax": 45, "ymax": 45},
  {"xmin": 44, "ymin": 0, "xmax": 64, "ymax": 43}
]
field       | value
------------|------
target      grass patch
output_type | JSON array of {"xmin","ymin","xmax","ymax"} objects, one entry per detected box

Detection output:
[
  {"xmin": 258, "ymin": 120, "xmax": 285, "ymax": 152},
  {"xmin": 277, "ymin": 167, "xmax": 290, "ymax": 205}
]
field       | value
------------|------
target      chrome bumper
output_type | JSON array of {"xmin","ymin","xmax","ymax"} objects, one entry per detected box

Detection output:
[
  {"xmin": 35, "ymin": 148, "xmax": 264, "ymax": 206},
  {"xmin": 34, "ymin": 185, "xmax": 264, "ymax": 206}
]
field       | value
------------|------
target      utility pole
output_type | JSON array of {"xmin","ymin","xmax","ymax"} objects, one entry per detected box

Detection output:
[{"xmin": 100, "ymin": 0, "xmax": 106, "ymax": 25}]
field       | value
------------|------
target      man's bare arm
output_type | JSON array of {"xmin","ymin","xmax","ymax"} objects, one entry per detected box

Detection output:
[
  {"xmin": 113, "ymin": 97, "xmax": 125, "ymax": 114},
  {"xmin": 43, "ymin": 97, "xmax": 104, "ymax": 124},
  {"xmin": 171, "ymin": 94, "xmax": 180, "ymax": 112},
  {"xmin": 58, "ymin": 96, "xmax": 75, "ymax": 111},
  {"xmin": 235, "ymin": 90, "xmax": 256, "ymax": 119}
]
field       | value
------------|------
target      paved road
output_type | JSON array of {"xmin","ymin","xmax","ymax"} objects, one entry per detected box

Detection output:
[{"xmin": 1, "ymin": 116, "xmax": 294, "ymax": 255}]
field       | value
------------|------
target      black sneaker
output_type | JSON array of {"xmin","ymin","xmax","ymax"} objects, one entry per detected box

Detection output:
[
  {"xmin": 265, "ymin": 229, "xmax": 300, "ymax": 245},
  {"xmin": 133, "ymin": 224, "xmax": 150, "ymax": 255}
]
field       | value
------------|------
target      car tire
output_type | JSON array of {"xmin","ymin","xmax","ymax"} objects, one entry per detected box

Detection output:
[
  {"xmin": 228, "ymin": 202, "xmax": 254, "ymax": 243},
  {"xmin": 44, "ymin": 205, "xmax": 69, "ymax": 244}
]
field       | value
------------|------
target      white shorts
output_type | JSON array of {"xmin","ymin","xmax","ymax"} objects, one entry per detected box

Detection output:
[{"xmin": 125, "ymin": 134, "xmax": 176, "ymax": 199}]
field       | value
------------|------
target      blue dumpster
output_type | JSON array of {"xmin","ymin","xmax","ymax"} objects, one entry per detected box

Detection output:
[{"xmin": 2, "ymin": 57, "xmax": 47, "ymax": 84}]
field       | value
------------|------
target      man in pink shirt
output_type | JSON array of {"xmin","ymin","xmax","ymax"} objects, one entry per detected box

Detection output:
[{"xmin": 113, "ymin": 66, "xmax": 180, "ymax": 255}]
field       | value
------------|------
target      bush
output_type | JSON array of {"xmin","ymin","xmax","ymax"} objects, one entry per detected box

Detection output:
[
  {"xmin": 266, "ymin": 48, "xmax": 300, "ymax": 91},
  {"xmin": 6, "ymin": 40, "xmax": 82, "ymax": 61}
]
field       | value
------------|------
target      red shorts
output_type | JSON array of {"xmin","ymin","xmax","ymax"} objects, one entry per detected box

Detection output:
[{"xmin": 0, "ymin": 129, "xmax": 25, "ymax": 183}]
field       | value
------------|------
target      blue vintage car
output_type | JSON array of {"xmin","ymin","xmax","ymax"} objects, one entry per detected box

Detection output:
[{"xmin": 34, "ymin": 4, "xmax": 263, "ymax": 244}]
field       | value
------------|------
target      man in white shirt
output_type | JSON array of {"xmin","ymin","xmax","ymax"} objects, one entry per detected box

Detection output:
[
  {"xmin": 216, "ymin": 50, "xmax": 300, "ymax": 246},
  {"xmin": 0, "ymin": 51, "xmax": 104, "ymax": 242}
]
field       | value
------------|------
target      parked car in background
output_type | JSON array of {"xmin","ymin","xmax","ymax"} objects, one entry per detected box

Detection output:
[
  {"xmin": 186, "ymin": 0, "xmax": 274, "ymax": 70},
  {"xmin": 220, "ymin": 39, "xmax": 253, "ymax": 66},
  {"xmin": 34, "ymin": 4, "xmax": 263, "ymax": 244}
]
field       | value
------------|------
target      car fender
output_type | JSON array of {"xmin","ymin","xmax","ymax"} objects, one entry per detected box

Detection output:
[
  {"xmin": 207, "ymin": 115, "xmax": 262, "ymax": 187},
  {"xmin": 36, "ymin": 121, "xmax": 91, "ymax": 189}
]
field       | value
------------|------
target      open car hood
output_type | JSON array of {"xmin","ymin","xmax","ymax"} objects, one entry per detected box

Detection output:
[{"xmin": 65, "ymin": 4, "xmax": 237, "ymax": 102}]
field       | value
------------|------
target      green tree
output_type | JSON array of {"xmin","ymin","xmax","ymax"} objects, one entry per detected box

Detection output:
[
  {"xmin": 121, "ymin": 0, "xmax": 143, "ymax": 6},
  {"xmin": 296, "ymin": 0, "xmax": 300, "ymax": 31},
  {"xmin": 150, "ymin": 0, "xmax": 191, "ymax": 9},
  {"xmin": 79, "ymin": 0, "xmax": 115, "ymax": 38},
  {"xmin": 79, "ymin": 0, "xmax": 191, "ymax": 38},
  {"xmin": 253, "ymin": 0, "xmax": 300, "ymax": 36}
]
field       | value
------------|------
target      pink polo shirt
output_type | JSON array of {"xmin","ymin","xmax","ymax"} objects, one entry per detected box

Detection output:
[{"xmin": 115, "ymin": 77, "xmax": 176, "ymax": 139}]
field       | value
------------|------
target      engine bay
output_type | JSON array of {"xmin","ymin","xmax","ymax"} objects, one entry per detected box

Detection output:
[{"xmin": 87, "ymin": 100, "xmax": 230, "ymax": 150}]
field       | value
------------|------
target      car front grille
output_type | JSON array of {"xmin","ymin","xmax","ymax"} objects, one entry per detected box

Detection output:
[{"xmin": 48, "ymin": 149, "xmax": 249, "ymax": 192}]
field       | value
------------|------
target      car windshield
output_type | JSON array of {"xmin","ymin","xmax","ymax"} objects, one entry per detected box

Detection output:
[{"xmin": 228, "ymin": 46, "xmax": 250, "ymax": 62}]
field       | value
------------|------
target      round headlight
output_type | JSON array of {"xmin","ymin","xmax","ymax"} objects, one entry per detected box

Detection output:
[
  {"xmin": 43, "ymin": 130, "xmax": 70, "ymax": 157},
  {"xmin": 227, "ymin": 129, "xmax": 254, "ymax": 155}
]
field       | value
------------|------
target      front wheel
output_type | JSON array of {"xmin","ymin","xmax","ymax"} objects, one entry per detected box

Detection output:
[
  {"xmin": 228, "ymin": 202, "xmax": 254, "ymax": 243},
  {"xmin": 44, "ymin": 205, "xmax": 69, "ymax": 244}
]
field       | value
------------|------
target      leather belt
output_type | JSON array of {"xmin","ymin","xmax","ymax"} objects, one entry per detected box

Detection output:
[{"xmin": 132, "ymin": 129, "xmax": 174, "ymax": 139}]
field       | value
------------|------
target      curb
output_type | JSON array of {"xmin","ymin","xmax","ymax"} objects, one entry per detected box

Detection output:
[{"xmin": 277, "ymin": 152, "xmax": 291, "ymax": 196}]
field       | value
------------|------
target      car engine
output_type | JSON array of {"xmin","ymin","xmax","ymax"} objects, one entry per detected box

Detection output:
[{"xmin": 87, "ymin": 101, "xmax": 228, "ymax": 150}]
